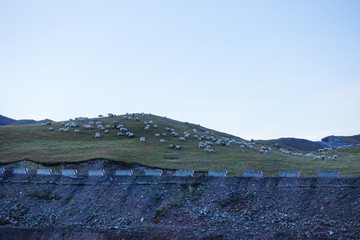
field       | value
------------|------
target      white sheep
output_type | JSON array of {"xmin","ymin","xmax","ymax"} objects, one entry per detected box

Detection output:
[
  {"xmin": 126, "ymin": 132, "xmax": 135, "ymax": 138},
  {"xmin": 153, "ymin": 125, "xmax": 158, "ymax": 129},
  {"xmin": 175, "ymin": 145, "xmax": 181, "ymax": 150},
  {"xmin": 179, "ymin": 137, "xmax": 185, "ymax": 142},
  {"xmin": 160, "ymin": 139, "xmax": 166, "ymax": 143},
  {"xmin": 155, "ymin": 134, "xmax": 160, "ymax": 137},
  {"xmin": 74, "ymin": 129, "xmax": 80, "ymax": 133},
  {"xmin": 140, "ymin": 137, "xmax": 146, "ymax": 142},
  {"xmin": 117, "ymin": 132, "xmax": 124, "ymax": 136},
  {"xmin": 95, "ymin": 133, "xmax": 101, "ymax": 138},
  {"xmin": 49, "ymin": 127, "xmax": 54, "ymax": 131},
  {"xmin": 104, "ymin": 130, "xmax": 109, "ymax": 134}
]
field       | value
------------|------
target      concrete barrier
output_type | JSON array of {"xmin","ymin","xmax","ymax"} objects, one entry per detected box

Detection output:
[
  {"xmin": 36, "ymin": 169, "xmax": 53, "ymax": 175},
  {"xmin": 208, "ymin": 170, "xmax": 227, "ymax": 177},
  {"xmin": 145, "ymin": 169, "xmax": 163, "ymax": 176},
  {"xmin": 243, "ymin": 171, "xmax": 263, "ymax": 178},
  {"xmin": 88, "ymin": 169, "xmax": 106, "ymax": 176},
  {"xmin": 115, "ymin": 170, "xmax": 133, "ymax": 176},
  {"xmin": 317, "ymin": 170, "xmax": 340, "ymax": 178},
  {"xmin": 0, "ymin": 168, "xmax": 5, "ymax": 174},
  {"xmin": 175, "ymin": 170, "xmax": 194, "ymax": 177},
  {"xmin": 13, "ymin": 168, "xmax": 29, "ymax": 174},
  {"xmin": 61, "ymin": 169, "xmax": 78, "ymax": 176},
  {"xmin": 279, "ymin": 171, "xmax": 300, "ymax": 178}
]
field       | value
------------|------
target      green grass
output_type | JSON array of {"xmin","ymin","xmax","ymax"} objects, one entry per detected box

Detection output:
[{"xmin": 0, "ymin": 114, "xmax": 359, "ymax": 177}]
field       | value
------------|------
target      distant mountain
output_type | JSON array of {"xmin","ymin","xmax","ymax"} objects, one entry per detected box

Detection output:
[
  {"xmin": 335, "ymin": 134, "xmax": 360, "ymax": 144},
  {"xmin": 0, "ymin": 115, "xmax": 16, "ymax": 126},
  {"xmin": 256, "ymin": 138, "xmax": 324, "ymax": 151},
  {"xmin": 0, "ymin": 115, "xmax": 53, "ymax": 126},
  {"xmin": 257, "ymin": 134, "xmax": 359, "ymax": 152}
]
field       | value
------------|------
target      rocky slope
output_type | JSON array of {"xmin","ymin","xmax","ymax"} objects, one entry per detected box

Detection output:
[{"xmin": 0, "ymin": 172, "xmax": 359, "ymax": 239}]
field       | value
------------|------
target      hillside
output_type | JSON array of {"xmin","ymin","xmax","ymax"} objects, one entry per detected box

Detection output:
[{"xmin": 0, "ymin": 113, "xmax": 359, "ymax": 177}]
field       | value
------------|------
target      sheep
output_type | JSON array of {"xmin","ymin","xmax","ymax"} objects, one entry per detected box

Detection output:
[
  {"xmin": 155, "ymin": 134, "xmax": 160, "ymax": 137},
  {"xmin": 123, "ymin": 116, "xmax": 128, "ymax": 120},
  {"xmin": 140, "ymin": 137, "xmax": 146, "ymax": 142},
  {"xmin": 153, "ymin": 125, "xmax": 158, "ymax": 129},
  {"xmin": 144, "ymin": 121, "xmax": 149, "ymax": 125},
  {"xmin": 171, "ymin": 132, "xmax": 179, "ymax": 137},
  {"xmin": 175, "ymin": 145, "xmax": 181, "ymax": 150},
  {"xmin": 119, "ymin": 127, "xmax": 128, "ymax": 132},
  {"xmin": 136, "ymin": 117, "xmax": 140, "ymax": 121},
  {"xmin": 104, "ymin": 130, "xmax": 109, "ymax": 134},
  {"xmin": 144, "ymin": 126, "xmax": 150, "ymax": 131},
  {"xmin": 149, "ymin": 121, "xmax": 154, "ymax": 124},
  {"xmin": 49, "ymin": 127, "xmax": 54, "ymax": 131},
  {"xmin": 74, "ymin": 129, "xmax": 80, "ymax": 133},
  {"xmin": 162, "ymin": 133, "xmax": 167, "ymax": 137},
  {"xmin": 117, "ymin": 132, "xmax": 124, "ymax": 136},
  {"xmin": 59, "ymin": 128, "xmax": 68, "ymax": 132},
  {"xmin": 106, "ymin": 125, "xmax": 111, "ymax": 129},
  {"xmin": 83, "ymin": 125, "xmax": 94, "ymax": 130},
  {"xmin": 165, "ymin": 127, "xmax": 171, "ymax": 131},
  {"xmin": 193, "ymin": 128, "xmax": 197, "ymax": 133},
  {"xmin": 160, "ymin": 139, "xmax": 166, "ymax": 143},
  {"xmin": 199, "ymin": 142, "xmax": 205, "ymax": 148},
  {"xmin": 95, "ymin": 133, "xmax": 101, "ymax": 138},
  {"xmin": 41, "ymin": 123, "xmax": 46, "ymax": 127},
  {"xmin": 179, "ymin": 137, "xmax": 185, "ymax": 142},
  {"xmin": 126, "ymin": 132, "xmax": 135, "ymax": 138},
  {"xmin": 168, "ymin": 144, "xmax": 175, "ymax": 149},
  {"xmin": 194, "ymin": 134, "xmax": 198, "ymax": 139},
  {"xmin": 96, "ymin": 122, "xmax": 102, "ymax": 125}
]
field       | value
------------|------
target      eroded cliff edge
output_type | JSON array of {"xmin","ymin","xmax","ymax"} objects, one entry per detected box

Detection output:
[{"xmin": 0, "ymin": 174, "xmax": 359, "ymax": 239}]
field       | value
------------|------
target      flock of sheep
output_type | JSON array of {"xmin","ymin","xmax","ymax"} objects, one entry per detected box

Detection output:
[{"xmin": 39, "ymin": 112, "xmax": 348, "ymax": 159}]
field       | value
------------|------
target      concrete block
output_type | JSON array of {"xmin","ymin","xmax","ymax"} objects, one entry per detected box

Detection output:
[
  {"xmin": 145, "ymin": 169, "xmax": 163, "ymax": 176},
  {"xmin": 208, "ymin": 170, "xmax": 227, "ymax": 177},
  {"xmin": 36, "ymin": 169, "xmax": 53, "ymax": 175},
  {"xmin": 13, "ymin": 168, "xmax": 29, "ymax": 174},
  {"xmin": 115, "ymin": 170, "xmax": 133, "ymax": 176},
  {"xmin": 88, "ymin": 169, "xmax": 106, "ymax": 176},
  {"xmin": 61, "ymin": 169, "xmax": 78, "ymax": 176},
  {"xmin": 175, "ymin": 170, "xmax": 194, "ymax": 177},
  {"xmin": 0, "ymin": 168, "xmax": 5, "ymax": 174},
  {"xmin": 243, "ymin": 171, "xmax": 263, "ymax": 178},
  {"xmin": 317, "ymin": 170, "xmax": 339, "ymax": 178},
  {"xmin": 279, "ymin": 171, "xmax": 300, "ymax": 178}
]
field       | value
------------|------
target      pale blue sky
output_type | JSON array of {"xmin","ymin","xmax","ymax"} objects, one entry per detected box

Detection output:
[{"xmin": 1, "ymin": 1, "xmax": 359, "ymax": 140}]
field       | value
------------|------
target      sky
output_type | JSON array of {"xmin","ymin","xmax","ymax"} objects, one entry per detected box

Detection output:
[{"xmin": 1, "ymin": 1, "xmax": 360, "ymax": 141}]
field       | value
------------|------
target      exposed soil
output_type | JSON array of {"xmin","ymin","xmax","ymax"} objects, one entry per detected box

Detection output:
[{"xmin": 0, "ymin": 160, "xmax": 360, "ymax": 239}]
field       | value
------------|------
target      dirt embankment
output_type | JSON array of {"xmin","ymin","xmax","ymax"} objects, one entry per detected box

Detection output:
[{"xmin": 0, "ymin": 163, "xmax": 359, "ymax": 239}]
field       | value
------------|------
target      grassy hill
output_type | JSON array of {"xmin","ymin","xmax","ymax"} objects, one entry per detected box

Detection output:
[{"xmin": 0, "ymin": 113, "xmax": 359, "ymax": 177}]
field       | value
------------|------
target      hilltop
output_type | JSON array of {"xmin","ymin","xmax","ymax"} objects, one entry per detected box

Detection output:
[{"xmin": 0, "ymin": 113, "xmax": 359, "ymax": 177}]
